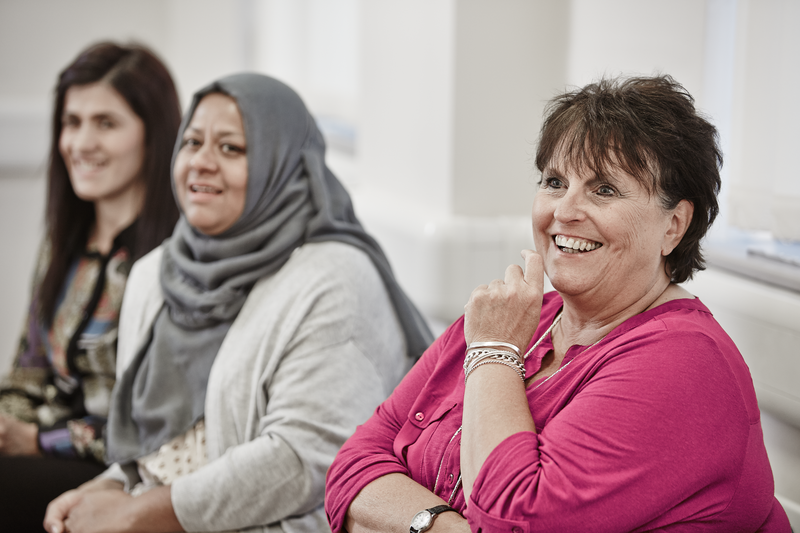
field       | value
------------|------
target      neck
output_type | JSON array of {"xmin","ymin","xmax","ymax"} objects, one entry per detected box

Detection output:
[
  {"xmin": 556, "ymin": 275, "xmax": 675, "ymax": 349},
  {"xmin": 91, "ymin": 185, "xmax": 144, "ymax": 255}
]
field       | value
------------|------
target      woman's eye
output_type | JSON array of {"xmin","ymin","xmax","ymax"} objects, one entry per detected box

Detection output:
[
  {"xmin": 543, "ymin": 177, "xmax": 564, "ymax": 189},
  {"xmin": 99, "ymin": 119, "xmax": 114, "ymax": 129},
  {"xmin": 62, "ymin": 116, "xmax": 79, "ymax": 128},
  {"xmin": 183, "ymin": 138, "xmax": 201, "ymax": 148},
  {"xmin": 221, "ymin": 144, "xmax": 245, "ymax": 155}
]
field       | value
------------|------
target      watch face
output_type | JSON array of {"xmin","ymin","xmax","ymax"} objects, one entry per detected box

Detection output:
[{"xmin": 410, "ymin": 510, "xmax": 432, "ymax": 531}]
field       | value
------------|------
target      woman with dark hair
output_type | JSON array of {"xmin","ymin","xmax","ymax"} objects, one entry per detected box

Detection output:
[
  {"xmin": 44, "ymin": 73, "xmax": 431, "ymax": 533},
  {"xmin": 0, "ymin": 41, "xmax": 180, "ymax": 529},
  {"xmin": 325, "ymin": 75, "xmax": 791, "ymax": 532}
]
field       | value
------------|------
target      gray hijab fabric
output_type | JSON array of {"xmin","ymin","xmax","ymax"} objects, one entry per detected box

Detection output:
[{"xmin": 106, "ymin": 73, "xmax": 433, "ymax": 464}]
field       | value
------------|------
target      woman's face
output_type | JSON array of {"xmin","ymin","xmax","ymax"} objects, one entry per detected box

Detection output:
[
  {"xmin": 532, "ymin": 155, "xmax": 683, "ymax": 304},
  {"xmin": 59, "ymin": 83, "xmax": 146, "ymax": 205},
  {"xmin": 173, "ymin": 93, "xmax": 248, "ymax": 236}
]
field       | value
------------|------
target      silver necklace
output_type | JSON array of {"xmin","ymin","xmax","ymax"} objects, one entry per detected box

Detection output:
[{"xmin": 527, "ymin": 311, "xmax": 607, "ymax": 391}]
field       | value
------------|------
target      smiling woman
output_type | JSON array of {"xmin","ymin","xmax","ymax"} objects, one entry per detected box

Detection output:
[
  {"xmin": 325, "ymin": 76, "xmax": 792, "ymax": 532},
  {"xmin": 59, "ymin": 83, "xmax": 146, "ymax": 215},
  {"xmin": 0, "ymin": 42, "xmax": 181, "ymax": 531},
  {"xmin": 173, "ymin": 93, "xmax": 248, "ymax": 236}
]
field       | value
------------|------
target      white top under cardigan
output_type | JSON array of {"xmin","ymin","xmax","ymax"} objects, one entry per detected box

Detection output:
[{"xmin": 101, "ymin": 241, "xmax": 409, "ymax": 533}]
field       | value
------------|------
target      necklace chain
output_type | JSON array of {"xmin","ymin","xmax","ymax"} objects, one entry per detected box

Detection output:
[{"xmin": 527, "ymin": 310, "xmax": 607, "ymax": 391}]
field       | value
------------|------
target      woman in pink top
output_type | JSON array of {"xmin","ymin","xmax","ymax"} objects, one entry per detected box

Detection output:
[{"xmin": 325, "ymin": 75, "xmax": 791, "ymax": 532}]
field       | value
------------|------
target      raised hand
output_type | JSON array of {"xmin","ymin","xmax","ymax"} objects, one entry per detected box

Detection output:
[{"xmin": 464, "ymin": 249, "xmax": 545, "ymax": 353}]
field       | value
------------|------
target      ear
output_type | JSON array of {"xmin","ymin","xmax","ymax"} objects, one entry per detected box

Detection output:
[{"xmin": 662, "ymin": 199, "xmax": 693, "ymax": 256}]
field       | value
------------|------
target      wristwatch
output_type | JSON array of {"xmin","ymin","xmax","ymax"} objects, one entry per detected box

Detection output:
[{"xmin": 409, "ymin": 505, "xmax": 457, "ymax": 533}]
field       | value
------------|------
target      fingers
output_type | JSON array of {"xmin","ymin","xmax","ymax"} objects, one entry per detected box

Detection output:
[
  {"xmin": 43, "ymin": 490, "xmax": 80, "ymax": 533},
  {"xmin": 521, "ymin": 249, "xmax": 543, "ymax": 285},
  {"xmin": 504, "ymin": 263, "xmax": 523, "ymax": 285}
]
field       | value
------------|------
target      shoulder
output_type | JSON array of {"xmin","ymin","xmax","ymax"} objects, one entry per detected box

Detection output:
[
  {"xmin": 246, "ymin": 240, "xmax": 394, "ymax": 328},
  {"xmin": 128, "ymin": 246, "xmax": 164, "ymax": 286},
  {"xmin": 283, "ymin": 241, "xmax": 378, "ymax": 283},
  {"xmin": 595, "ymin": 298, "xmax": 758, "ymax": 417},
  {"xmin": 258, "ymin": 241, "xmax": 386, "ymax": 307}
]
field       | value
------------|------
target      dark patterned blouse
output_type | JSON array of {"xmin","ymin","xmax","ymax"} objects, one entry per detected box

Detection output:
[{"xmin": 0, "ymin": 223, "xmax": 136, "ymax": 463}]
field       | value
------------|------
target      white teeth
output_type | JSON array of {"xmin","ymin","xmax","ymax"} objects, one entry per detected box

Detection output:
[
  {"xmin": 191, "ymin": 184, "xmax": 219, "ymax": 194},
  {"xmin": 554, "ymin": 235, "xmax": 601, "ymax": 253},
  {"xmin": 75, "ymin": 160, "xmax": 105, "ymax": 169}
]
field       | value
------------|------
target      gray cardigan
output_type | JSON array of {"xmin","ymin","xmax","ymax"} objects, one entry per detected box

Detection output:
[{"xmin": 106, "ymin": 241, "xmax": 409, "ymax": 532}]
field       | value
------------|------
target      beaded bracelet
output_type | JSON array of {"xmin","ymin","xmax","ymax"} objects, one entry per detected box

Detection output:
[{"xmin": 465, "ymin": 341, "xmax": 522, "ymax": 358}]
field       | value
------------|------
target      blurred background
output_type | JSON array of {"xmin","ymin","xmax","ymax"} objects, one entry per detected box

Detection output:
[{"xmin": 0, "ymin": 0, "xmax": 798, "ymax": 525}]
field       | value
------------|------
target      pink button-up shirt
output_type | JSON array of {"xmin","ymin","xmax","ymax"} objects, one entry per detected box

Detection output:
[{"xmin": 326, "ymin": 293, "xmax": 790, "ymax": 532}]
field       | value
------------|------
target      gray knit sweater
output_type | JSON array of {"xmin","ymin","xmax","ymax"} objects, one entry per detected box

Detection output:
[{"xmin": 105, "ymin": 241, "xmax": 409, "ymax": 532}]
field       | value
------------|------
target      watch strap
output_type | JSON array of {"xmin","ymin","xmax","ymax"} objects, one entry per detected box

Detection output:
[{"xmin": 409, "ymin": 505, "xmax": 457, "ymax": 533}]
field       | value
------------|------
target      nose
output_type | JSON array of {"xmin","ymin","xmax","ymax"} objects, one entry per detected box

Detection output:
[
  {"xmin": 189, "ymin": 142, "xmax": 217, "ymax": 173},
  {"xmin": 553, "ymin": 186, "xmax": 587, "ymax": 223},
  {"xmin": 70, "ymin": 123, "xmax": 99, "ymax": 153}
]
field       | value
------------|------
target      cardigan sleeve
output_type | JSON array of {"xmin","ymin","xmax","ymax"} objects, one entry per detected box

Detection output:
[
  {"xmin": 325, "ymin": 320, "xmax": 461, "ymax": 533},
  {"xmin": 465, "ymin": 329, "xmax": 761, "ymax": 532}
]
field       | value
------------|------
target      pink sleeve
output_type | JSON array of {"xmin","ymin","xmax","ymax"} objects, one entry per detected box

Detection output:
[
  {"xmin": 465, "ymin": 330, "xmax": 759, "ymax": 532},
  {"xmin": 325, "ymin": 319, "xmax": 463, "ymax": 533}
]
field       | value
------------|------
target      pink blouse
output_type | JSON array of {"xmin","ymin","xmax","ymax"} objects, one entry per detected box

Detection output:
[{"xmin": 325, "ymin": 293, "xmax": 791, "ymax": 532}]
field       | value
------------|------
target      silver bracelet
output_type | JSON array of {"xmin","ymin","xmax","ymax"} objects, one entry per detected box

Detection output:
[
  {"xmin": 464, "ymin": 358, "xmax": 525, "ymax": 384},
  {"xmin": 464, "ymin": 349, "xmax": 521, "ymax": 371},
  {"xmin": 464, "ymin": 351, "xmax": 525, "ymax": 381},
  {"xmin": 466, "ymin": 341, "xmax": 521, "ymax": 358}
]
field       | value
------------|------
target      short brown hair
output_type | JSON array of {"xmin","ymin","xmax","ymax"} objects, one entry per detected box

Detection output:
[{"xmin": 535, "ymin": 75, "xmax": 722, "ymax": 283}]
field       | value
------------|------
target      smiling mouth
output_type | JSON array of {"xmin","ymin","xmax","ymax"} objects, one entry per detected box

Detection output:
[
  {"xmin": 73, "ymin": 159, "xmax": 107, "ymax": 170},
  {"xmin": 190, "ymin": 184, "xmax": 221, "ymax": 194},
  {"xmin": 554, "ymin": 235, "xmax": 602, "ymax": 254}
]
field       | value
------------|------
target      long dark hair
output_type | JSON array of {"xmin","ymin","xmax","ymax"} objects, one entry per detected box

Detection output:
[
  {"xmin": 535, "ymin": 75, "xmax": 722, "ymax": 284},
  {"xmin": 39, "ymin": 42, "xmax": 181, "ymax": 322}
]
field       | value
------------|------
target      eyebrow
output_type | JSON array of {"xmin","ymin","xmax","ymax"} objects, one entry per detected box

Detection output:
[
  {"xmin": 62, "ymin": 110, "xmax": 122, "ymax": 121},
  {"xmin": 184, "ymin": 126, "xmax": 244, "ymax": 139}
]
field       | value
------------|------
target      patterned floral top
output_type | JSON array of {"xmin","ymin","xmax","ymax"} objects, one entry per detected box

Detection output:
[{"xmin": 0, "ymin": 223, "xmax": 136, "ymax": 463}]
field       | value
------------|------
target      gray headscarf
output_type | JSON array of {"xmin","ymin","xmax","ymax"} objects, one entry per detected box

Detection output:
[{"xmin": 106, "ymin": 73, "xmax": 433, "ymax": 464}]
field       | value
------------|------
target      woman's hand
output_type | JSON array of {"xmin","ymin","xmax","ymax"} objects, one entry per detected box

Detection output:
[
  {"xmin": 464, "ymin": 249, "xmax": 545, "ymax": 352},
  {"xmin": 45, "ymin": 482, "xmax": 183, "ymax": 533},
  {"xmin": 44, "ymin": 478, "xmax": 125, "ymax": 533},
  {"xmin": 0, "ymin": 413, "xmax": 41, "ymax": 456}
]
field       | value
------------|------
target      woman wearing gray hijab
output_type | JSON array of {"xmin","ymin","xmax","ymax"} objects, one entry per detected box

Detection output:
[{"xmin": 44, "ymin": 73, "xmax": 433, "ymax": 533}]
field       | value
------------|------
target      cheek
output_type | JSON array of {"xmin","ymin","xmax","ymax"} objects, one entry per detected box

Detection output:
[
  {"xmin": 531, "ymin": 197, "xmax": 551, "ymax": 238},
  {"xmin": 58, "ymin": 131, "xmax": 71, "ymax": 161},
  {"xmin": 173, "ymin": 158, "xmax": 189, "ymax": 209},
  {"xmin": 117, "ymin": 131, "xmax": 146, "ymax": 167},
  {"xmin": 230, "ymin": 164, "xmax": 248, "ymax": 210}
]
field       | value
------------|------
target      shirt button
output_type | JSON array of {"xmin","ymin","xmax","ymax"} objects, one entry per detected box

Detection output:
[
  {"xmin": 512, "ymin": 528, "xmax": 523, "ymax": 533},
  {"xmin": 448, "ymin": 473, "xmax": 454, "ymax": 483},
  {"xmin": 415, "ymin": 412, "xmax": 424, "ymax": 421}
]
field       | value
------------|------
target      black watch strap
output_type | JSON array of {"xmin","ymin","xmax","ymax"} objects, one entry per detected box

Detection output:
[{"xmin": 409, "ymin": 505, "xmax": 457, "ymax": 533}]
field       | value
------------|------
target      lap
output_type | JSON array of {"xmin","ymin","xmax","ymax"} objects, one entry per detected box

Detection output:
[{"xmin": 0, "ymin": 456, "xmax": 106, "ymax": 532}]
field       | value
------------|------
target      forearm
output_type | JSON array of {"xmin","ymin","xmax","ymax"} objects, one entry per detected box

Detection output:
[
  {"xmin": 460, "ymin": 364, "xmax": 535, "ymax": 500},
  {"xmin": 128, "ymin": 485, "xmax": 183, "ymax": 533},
  {"xmin": 346, "ymin": 473, "xmax": 469, "ymax": 533}
]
